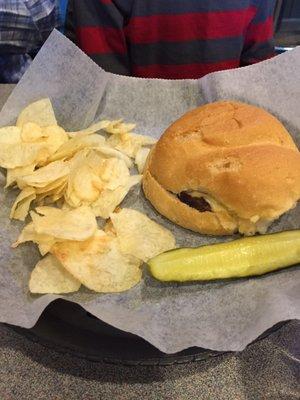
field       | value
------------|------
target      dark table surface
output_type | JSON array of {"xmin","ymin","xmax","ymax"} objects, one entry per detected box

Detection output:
[{"xmin": 0, "ymin": 85, "xmax": 299, "ymax": 400}]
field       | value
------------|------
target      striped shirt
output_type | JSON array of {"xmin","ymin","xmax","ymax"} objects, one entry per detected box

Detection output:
[{"xmin": 68, "ymin": 0, "xmax": 276, "ymax": 79}]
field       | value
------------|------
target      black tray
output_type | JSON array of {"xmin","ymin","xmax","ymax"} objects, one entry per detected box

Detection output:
[{"xmin": 8, "ymin": 299, "xmax": 289, "ymax": 366}]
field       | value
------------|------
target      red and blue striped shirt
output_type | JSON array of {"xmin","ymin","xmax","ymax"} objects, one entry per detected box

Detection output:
[{"xmin": 68, "ymin": 0, "xmax": 276, "ymax": 79}]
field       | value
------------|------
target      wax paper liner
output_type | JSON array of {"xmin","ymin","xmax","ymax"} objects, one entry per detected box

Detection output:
[{"xmin": 0, "ymin": 30, "xmax": 299, "ymax": 353}]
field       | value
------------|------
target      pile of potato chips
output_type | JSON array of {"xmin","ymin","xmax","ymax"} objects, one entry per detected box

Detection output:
[
  {"xmin": 0, "ymin": 98, "xmax": 155, "ymax": 221},
  {"xmin": 0, "ymin": 99, "xmax": 176, "ymax": 294}
]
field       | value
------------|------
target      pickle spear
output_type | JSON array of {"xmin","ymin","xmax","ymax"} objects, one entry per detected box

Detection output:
[{"xmin": 148, "ymin": 230, "xmax": 300, "ymax": 282}]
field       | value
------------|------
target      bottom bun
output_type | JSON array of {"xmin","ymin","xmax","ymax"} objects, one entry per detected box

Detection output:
[{"xmin": 142, "ymin": 170, "xmax": 237, "ymax": 235}]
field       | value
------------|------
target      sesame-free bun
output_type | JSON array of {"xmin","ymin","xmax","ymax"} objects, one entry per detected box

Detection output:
[{"xmin": 142, "ymin": 101, "xmax": 300, "ymax": 235}]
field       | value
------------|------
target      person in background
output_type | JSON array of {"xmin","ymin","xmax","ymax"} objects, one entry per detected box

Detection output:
[
  {"xmin": 58, "ymin": 0, "xmax": 68, "ymax": 33},
  {"xmin": 0, "ymin": 0, "xmax": 60, "ymax": 83},
  {"xmin": 66, "ymin": 0, "xmax": 276, "ymax": 79}
]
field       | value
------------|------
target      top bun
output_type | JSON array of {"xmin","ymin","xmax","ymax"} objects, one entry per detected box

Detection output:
[{"xmin": 142, "ymin": 101, "xmax": 300, "ymax": 235}]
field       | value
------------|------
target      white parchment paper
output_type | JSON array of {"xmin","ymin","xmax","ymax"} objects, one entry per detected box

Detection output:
[{"xmin": 0, "ymin": 30, "xmax": 299, "ymax": 353}]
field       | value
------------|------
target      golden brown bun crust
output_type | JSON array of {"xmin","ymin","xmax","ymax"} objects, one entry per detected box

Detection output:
[
  {"xmin": 143, "ymin": 170, "xmax": 237, "ymax": 235},
  {"xmin": 143, "ymin": 101, "xmax": 300, "ymax": 235}
]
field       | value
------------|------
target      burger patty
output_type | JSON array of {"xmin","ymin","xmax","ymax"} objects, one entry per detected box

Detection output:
[{"xmin": 177, "ymin": 192, "xmax": 212, "ymax": 212}]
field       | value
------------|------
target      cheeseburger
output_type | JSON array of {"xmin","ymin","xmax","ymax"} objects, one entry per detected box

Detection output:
[{"xmin": 142, "ymin": 101, "xmax": 300, "ymax": 235}]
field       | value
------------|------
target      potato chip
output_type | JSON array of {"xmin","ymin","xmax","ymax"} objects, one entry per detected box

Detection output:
[
  {"xmin": 90, "ymin": 187, "xmax": 128, "ymax": 219},
  {"xmin": 35, "ymin": 206, "xmax": 64, "ymax": 218},
  {"xmin": 49, "ymin": 134, "xmax": 105, "ymax": 162},
  {"xmin": 0, "ymin": 123, "xmax": 68, "ymax": 168},
  {"xmin": 5, "ymin": 164, "xmax": 35, "ymax": 188},
  {"xmin": 126, "ymin": 173, "xmax": 142, "ymax": 188},
  {"xmin": 64, "ymin": 169, "xmax": 83, "ymax": 208},
  {"xmin": 63, "ymin": 150, "xmax": 100, "ymax": 207},
  {"xmin": 16, "ymin": 98, "xmax": 57, "ymax": 128},
  {"xmin": 38, "ymin": 187, "xmax": 66, "ymax": 205},
  {"xmin": 73, "ymin": 165, "xmax": 101, "ymax": 202},
  {"xmin": 91, "ymin": 175, "xmax": 142, "ymax": 218},
  {"xmin": 0, "ymin": 142, "xmax": 50, "ymax": 169},
  {"xmin": 64, "ymin": 187, "xmax": 81, "ymax": 208},
  {"xmin": 21, "ymin": 122, "xmax": 45, "ymax": 142},
  {"xmin": 20, "ymin": 123, "xmax": 68, "ymax": 157},
  {"xmin": 107, "ymin": 132, "xmax": 156, "ymax": 158},
  {"xmin": 93, "ymin": 145, "xmax": 133, "ymax": 168},
  {"xmin": 10, "ymin": 187, "xmax": 36, "ymax": 221},
  {"xmin": 135, "ymin": 147, "xmax": 150, "ymax": 174},
  {"xmin": 61, "ymin": 202, "xmax": 72, "ymax": 211},
  {"xmin": 67, "ymin": 119, "xmax": 113, "ymax": 138},
  {"xmin": 12, "ymin": 221, "xmax": 52, "ymax": 246},
  {"xmin": 12, "ymin": 221, "xmax": 56, "ymax": 255},
  {"xmin": 102, "ymin": 119, "xmax": 136, "ymax": 135},
  {"xmin": 104, "ymin": 220, "xmax": 116, "ymax": 237},
  {"xmin": 39, "ymin": 126, "xmax": 69, "ymax": 157},
  {"xmin": 98, "ymin": 158, "xmax": 129, "ymax": 190},
  {"xmin": 110, "ymin": 208, "xmax": 176, "ymax": 262},
  {"xmin": 17, "ymin": 160, "xmax": 69, "ymax": 189},
  {"xmin": 83, "ymin": 149, "xmax": 104, "ymax": 171},
  {"xmin": 72, "ymin": 155, "xmax": 129, "ymax": 195},
  {"xmin": 36, "ymin": 181, "xmax": 67, "ymax": 206},
  {"xmin": 48, "ymin": 182, "xmax": 67, "ymax": 203},
  {"xmin": 38, "ymin": 243, "xmax": 53, "ymax": 256},
  {"xmin": 35, "ymin": 176, "xmax": 67, "ymax": 194},
  {"xmin": 29, "ymin": 254, "xmax": 81, "ymax": 294},
  {"xmin": 31, "ymin": 206, "xmax": 97, "ymax": 241},
  {"xmin": 0, "ymin": 126, "xmax": 21, "ymax": 145},
  {"xmin": 64, "ymin": 150, "xmax": 132, "ymax": 209},
  {"xmin": 52, "ymin": 231, "xmax": 142, "ymax": 292}
]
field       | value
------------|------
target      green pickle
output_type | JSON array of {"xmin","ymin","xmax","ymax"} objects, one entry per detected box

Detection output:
[{"xmin": 148, "ymin": 230, "xmax": 300, "ymax": 282}]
